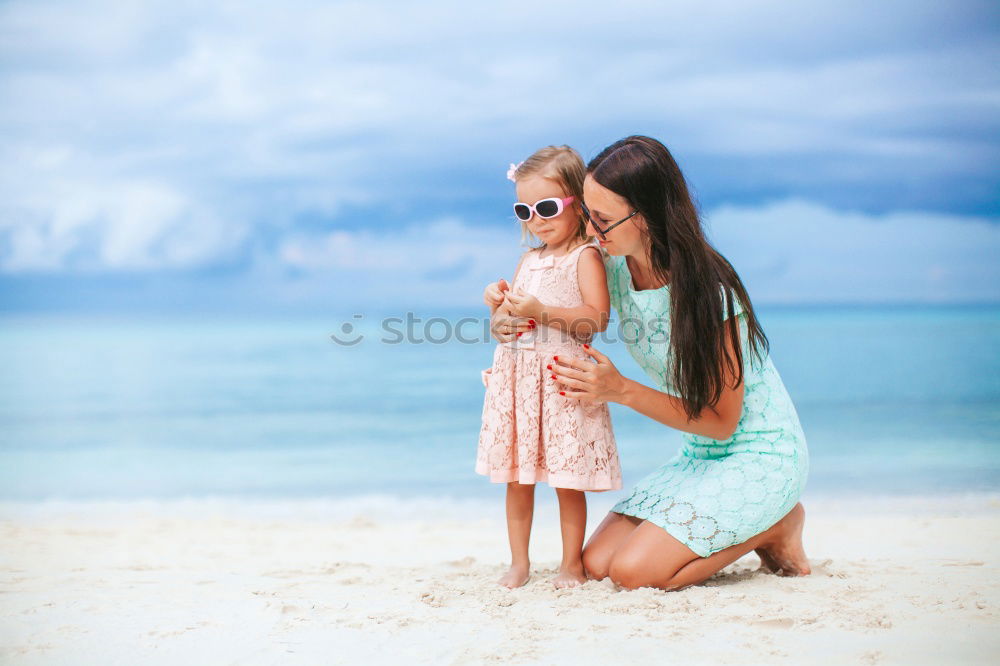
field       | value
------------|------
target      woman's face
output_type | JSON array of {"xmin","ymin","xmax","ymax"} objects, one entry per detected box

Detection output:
[
  {"xmin": 582, "ymin": 174, "xmax": 645, "ymax": 257},
  {"xmin": 514, "ymin": 175, "xmax": 580, "ymax": 247}
]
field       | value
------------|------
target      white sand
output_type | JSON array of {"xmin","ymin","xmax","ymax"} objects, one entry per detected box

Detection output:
[{"xmin": 1, "ymin": 494, "xmax": 998, "ymax": 665}]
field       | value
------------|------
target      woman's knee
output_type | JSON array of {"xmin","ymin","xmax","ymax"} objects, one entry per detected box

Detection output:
[
  {"xmin": 608, "ymin": 553, "xmax": 682, "ymax": 591},
  {"xmin": 607, "ymin": 555, "xmax": 644, "ymax": 590},
  {"xmin": 581, "ymin": 544, "xmax": 610, "ymax": 580}
]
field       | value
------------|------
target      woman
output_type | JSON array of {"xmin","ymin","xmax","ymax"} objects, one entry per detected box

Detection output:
[{"xmin": 489, "ymin": 135, "xmax": 810, "ymax": 591}]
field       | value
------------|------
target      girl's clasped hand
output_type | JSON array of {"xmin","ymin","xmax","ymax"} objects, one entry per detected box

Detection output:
[
  {"xmin": 484, "ymin": 280, "xmax": 627, "ymax": 404},
  {"xmin": 484, "ymin": 281, "xmax": 533, "ymax": 343}
]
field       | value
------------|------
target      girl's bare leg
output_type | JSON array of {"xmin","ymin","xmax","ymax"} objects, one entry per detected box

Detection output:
[
  {"xmin": 607, "ymin": 503, "xmax": 810, "ymax": 591},
  {"xmin": 498, "ymin": 481, "xmax": 535, "ymax": 588},
  {"xmin": 581, "ymin": 511, "xmax": 643, "ymax": 580},
  {"xmin": 552, "ymin": 488, "xmax": 588, "ymax": 588}
]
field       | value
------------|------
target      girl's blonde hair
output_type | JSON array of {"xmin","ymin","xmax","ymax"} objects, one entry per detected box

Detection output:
[{"xmin": 511, "ymin": 145, "xmax": 589, "ymax": 248}]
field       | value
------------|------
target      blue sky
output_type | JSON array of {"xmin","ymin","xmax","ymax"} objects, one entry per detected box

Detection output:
[{"xmin": 1, "ymin": 0, "xmax": 998, "ymax": 312}]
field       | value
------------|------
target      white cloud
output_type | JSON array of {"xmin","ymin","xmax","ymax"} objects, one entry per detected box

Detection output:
[
  {"xmin": 0, "ymin": 0, "xmax": 996, "ymax": 285},
  {"xmin": 0, "ymin": 178, "xmax": 247, "ymax": 271},
  {"xmin": 1, "ymin": 199, "xmax": 995, "ymax": 308},
  {"xmin": 266, "ymin": 203, "xmax": 1000, "ymax": 308},
  {"xmin": 273, "ymin": 217, "xmax": 524, "ymax": 307},
  {"xmin": 706, "ymin": 200, "xmax": 1000, "ymax": 303}
]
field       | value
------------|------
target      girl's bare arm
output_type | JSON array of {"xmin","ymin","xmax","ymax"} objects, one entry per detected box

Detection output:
[{"xmin": 534, "ymin": 247, "xmax": 610, "ymax": 336}]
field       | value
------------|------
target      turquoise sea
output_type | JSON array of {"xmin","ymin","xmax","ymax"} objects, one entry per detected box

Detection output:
[{"xmin": 1, "ymin": 306, "xmax": 998, "ymax": 501}]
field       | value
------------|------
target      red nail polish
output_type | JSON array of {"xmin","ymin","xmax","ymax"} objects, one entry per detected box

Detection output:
[
  {"xmin": 546, "ymin": 365, "xmax": 552, "ymax": 370},
  {"xmin": 551, "ymin": 375, "xmax": 556, "ymax": 380},
  {"xmin": 583, "ymin": 344, "xmax": 589, "ymax": 349},
  {"xmin": 529, "ymin": 320, "xmax": 535, "ymax": 325},
  {"xmin": 517, "ymin": 332, "xmax": 522, "ymax": 337},
  {"xmin": 559, "ymin": 391, "xmax": 565, "ymax": 396},
  {"xmin": 554, "ymin": 356, "xmax": 559, "ymax": 361}
]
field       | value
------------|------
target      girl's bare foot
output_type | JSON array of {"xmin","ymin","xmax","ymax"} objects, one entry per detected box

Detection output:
[
  {"xmin": 756, "ymin": 503, "xmax": 811, "ymax": 576},
  {"xmin": 498, "ymin": 563, "xmax": 530, "ymax": 588},
  {"xmin": 552, "ymin": 563, "xmax": 587, "ymax": 589}
]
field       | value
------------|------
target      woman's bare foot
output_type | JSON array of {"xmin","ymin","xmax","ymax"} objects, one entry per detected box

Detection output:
[
  {"xmin": 498, "ymin": 563, "xmax": 530, "ymax": 588},
  {"xmin": 756, "ymin": 503, "xmax": 811, "ymax": 576},
  {"xmin": 552, "ymin": 563, "xmax": 587, "ymax": 589},
  {"xmin": 754, "ymin": 546, "xmax": 782, "ymax": 574}
]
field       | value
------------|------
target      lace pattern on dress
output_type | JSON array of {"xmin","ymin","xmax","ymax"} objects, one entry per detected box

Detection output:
[{"xmin": 476, "ymin": 241, "xmax": 621, "ymax": 491}]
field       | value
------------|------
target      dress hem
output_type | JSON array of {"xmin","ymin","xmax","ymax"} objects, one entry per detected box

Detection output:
[
  {"xmin": 609, "ymin": 504, "xmax": 714, "ymax": 557},
  {"xmin": 475, "ymin": 462, "xmax": 621, "ymax": 492}
]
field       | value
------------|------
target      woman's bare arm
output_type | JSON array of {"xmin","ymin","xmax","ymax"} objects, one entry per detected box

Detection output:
[{"xmin": 552, "ymin": 317, "xmax": 745, "ymax": 440}]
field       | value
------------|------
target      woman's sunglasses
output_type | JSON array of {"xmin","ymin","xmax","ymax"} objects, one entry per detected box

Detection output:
[
  {"xmin": 581, "ymin": 202, "xmax": 639, "ymax": 240},
  {"xmin": 513, "ymin": 196, "xmax": 575, "ymax": 222}
]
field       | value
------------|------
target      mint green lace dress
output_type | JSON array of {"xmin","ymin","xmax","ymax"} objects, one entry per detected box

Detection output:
[{"xmin": 606, "ymin": 255, "xmax": 808, "ymax": 557}]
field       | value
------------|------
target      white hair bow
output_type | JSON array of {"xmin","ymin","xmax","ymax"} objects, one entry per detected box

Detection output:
[{"xmin": 506, "ymin": 161, "xmax": 524, "ymax": 182}]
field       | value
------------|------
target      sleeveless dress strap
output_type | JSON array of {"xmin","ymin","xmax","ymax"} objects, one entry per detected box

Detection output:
[{"xmin": 564, "ymin": 239, "xmax": 599, "ymax": 266}]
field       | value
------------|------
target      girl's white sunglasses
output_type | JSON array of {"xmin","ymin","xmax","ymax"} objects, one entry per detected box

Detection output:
[{"xmin": 513, "ymin": 196, "xmax": 575, "ymax": 222}]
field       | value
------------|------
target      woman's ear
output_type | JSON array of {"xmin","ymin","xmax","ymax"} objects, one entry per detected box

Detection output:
[
  {"xmin": 578, "ymin": 208, "xmax": 591, "ymax": 238},
  {"xmin": 633, "ymin": 212, "xmax": 647, "ymax": 232}
]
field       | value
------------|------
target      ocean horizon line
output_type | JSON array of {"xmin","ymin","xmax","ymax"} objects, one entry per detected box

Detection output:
[{"xmin": 1, "ymin": 300, "xmax": 999, "ymax": 321}]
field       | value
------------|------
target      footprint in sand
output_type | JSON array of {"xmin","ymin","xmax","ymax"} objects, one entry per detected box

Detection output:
[{"xmin": 419, "ymin": 591, "xmax": 446, "ymax": 607}]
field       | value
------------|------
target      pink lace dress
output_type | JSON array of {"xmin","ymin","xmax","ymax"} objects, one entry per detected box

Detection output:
[{"xmin": 476, "ymin": 241, "xmax": 622, "ymax": 491}]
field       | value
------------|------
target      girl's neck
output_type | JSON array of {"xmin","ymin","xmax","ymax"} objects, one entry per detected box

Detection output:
[{"xmin": 540, "ymin": 235, "xmax": 585, "ymax": 257}]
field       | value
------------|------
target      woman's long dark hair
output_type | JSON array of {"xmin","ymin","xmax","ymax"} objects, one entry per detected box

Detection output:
[{"xmin": 588, "ymin": 135, "xmax": 768, "ymax": 420}]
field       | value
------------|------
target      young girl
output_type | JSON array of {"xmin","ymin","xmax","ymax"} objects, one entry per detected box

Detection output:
[{"xmin": 476, "ymin": 145, "xmax": 621, "ymax": 589}]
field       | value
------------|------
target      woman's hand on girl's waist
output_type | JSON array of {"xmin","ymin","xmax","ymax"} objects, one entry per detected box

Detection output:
[{"xmin": 549, "ymin": 345, "xmax": 628, "ymax": 404}]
